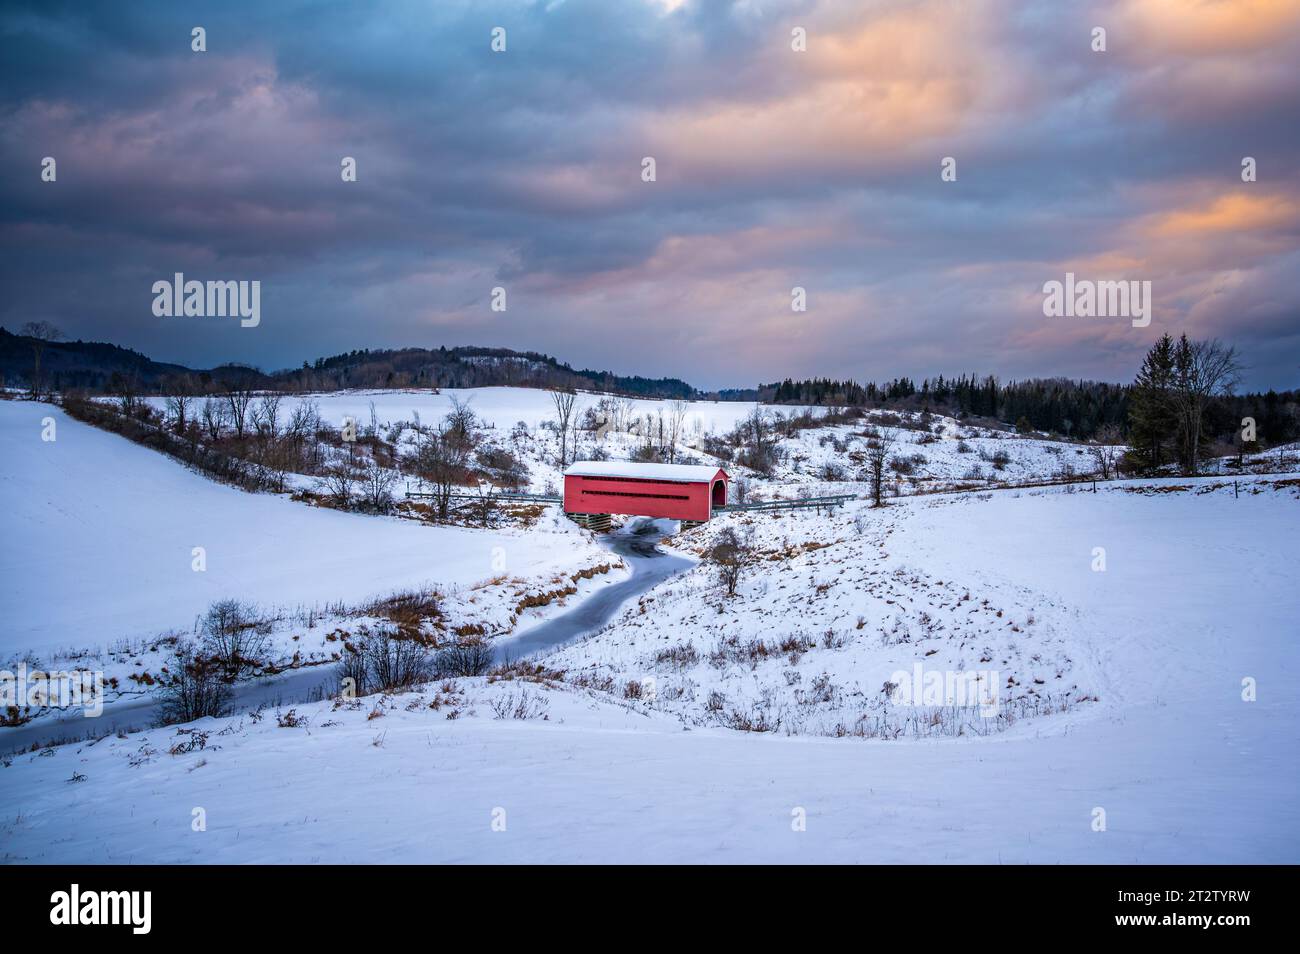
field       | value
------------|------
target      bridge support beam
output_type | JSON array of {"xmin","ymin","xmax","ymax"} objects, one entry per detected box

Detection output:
[{"xmin": 566, "ymin": 512, "xmax": 611, "ymax": 533}]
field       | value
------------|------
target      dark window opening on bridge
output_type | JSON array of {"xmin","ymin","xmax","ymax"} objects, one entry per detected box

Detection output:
[{"xmin": 581, "ymin": 489, "xmax": 689, "ymax": 501}]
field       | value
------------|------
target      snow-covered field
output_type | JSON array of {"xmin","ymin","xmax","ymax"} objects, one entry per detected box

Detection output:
[
  {"xmin": 0, "ymin": 401, "xmax": 621, "ymax": 720},
  {"xmin": 302, "ymin": 388, "xmax": 1096, "ymax": 492},
  {"xmin": 3, "ymin": 471, "xmax": 1297, "ymax": 861},
  {"xmin": 132, "ymin": 386, "xmax": 1109, "ymax": 498},
  {"xmin": 2, "ymin": 388, "xmax": 1297, "ymax": 864},
  {"xmin": 282, "ymin": 387, "xmax": 770, "ymax": 439},
  {"xmin": 550, "ymin": 492, "xmax": 1097, "ymax": 737},
  {"xmin": 766, "ymin": 417, "xmax": 1097, "ymax": 491},
  {"xmin": 553, "ymin": 476, "xmax": 1299, "ymax": 742}
]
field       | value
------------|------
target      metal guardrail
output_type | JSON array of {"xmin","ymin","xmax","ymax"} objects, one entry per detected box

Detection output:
[
  {"xmin": 714, "ymin": 494, "xmax": 857, "ymax": 513},
  {"xmin": 404, "ymin": 486, "xmax": 855, "ymax": 513},
  {"xmin": 404, "ymin": 487, "xmax": 562, "ymax": 504}
]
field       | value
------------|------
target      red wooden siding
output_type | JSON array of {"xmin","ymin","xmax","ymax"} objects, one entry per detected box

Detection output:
[{"xmin": 563, "ymin": 468, "xmax": 728, "ymax": 522}]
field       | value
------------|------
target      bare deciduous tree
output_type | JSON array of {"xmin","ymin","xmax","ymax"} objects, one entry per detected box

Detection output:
[
  {"xmin": 1172, "ymin": 337, "xmax": 1241, "ymax": 475},
  {"xmin": 200, "ymin": 396, "xmax": 227, "ymax": 442},
  {"xmin": 285, "ymin": 399, "xmax": 321, "ymax": 468},
  {"xmin": 444, "ymin": 395, "xmax": 478, "ymax": 445},
  {"xmin": 735, "ymin": 407, "xmax": 779, "ymax": 474},
  {"xmin": 358, "ymin": 455, "xmax": 398, "ymax": 513},
  {"xmin": 666, "ymin": 400, "xmax": 688, "ymax": 463},
  {"xmin": 109, "ymin": 371, "xmax": 140, "ymax": 417},
  {"xmin": 19, "ymin": 320, "xmax": 63, "ymax": 396},
  {"xmin": 162, "ymin": 373, "xmax": 195, "ymax": 435},
  {"xmin": 199, "ymin": 599, "xmax": 268, "ymax": 680},
  {"xmin": 158, "ymin": 641, "xmax": 231, "ymax": 724},
  {"xmin": 252, "ymin": 392, "xmax": 282, "ymax": 440},
  {"xmin": 225, "ymin": 387, "xmax": 254, "ymax": 439},
  {"xmin": 731, "ymin": 475, "xmax": 749, "ymax": 505},
  {"xmin": 413, "ymin": 427, "xmax": 471, "ymax": 520},
  {"xmin": 614, "ymin": 397, "xmax": 634, "ymax": 434},
  {"xmin": 708, "ymin": 526, "xmax": 751, "ymax": 597},
  {"xmin": 1090, "ymin": 423, "xmax": 1124, "ymax": 480},
  {"xmin": 866, "ymin": 428, "xmax": 896, "ymax": 507},
  {"xmin": 550, "ymin": 388, "xmax": 578, "ymax": 469},
  {"xmin": 319, "ymin": 457, "xmax": 359, "ymax": 507},
  {"xmin": 471, "ymin": 481, "xmax": 497, "ymax": 527}
]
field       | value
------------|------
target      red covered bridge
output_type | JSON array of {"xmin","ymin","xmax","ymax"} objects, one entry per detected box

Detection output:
[{"xmin": 563, "ymin": 461, "xmax": 729, "ymax": 528}]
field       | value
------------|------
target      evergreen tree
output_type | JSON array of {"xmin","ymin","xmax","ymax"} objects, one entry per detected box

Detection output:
[{"xmin": 1127, "ymin": 334, "xmax": 1177, "ymax": 471}]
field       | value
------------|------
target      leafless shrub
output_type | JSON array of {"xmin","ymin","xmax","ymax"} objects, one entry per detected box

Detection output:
[
  {"xmin": 336, "ymin": 644, "xmax": 368, "ymax": 697},
  {"xmin": 889, "ymin": 453, "xmax": 926, "ymax": 475},
  {"xmin": 358, "ymin": 456, "xmax": 399, "ymax": 513},
  {"xmin": 411, "ymin": 425, "xmax": 472, "ymax": 519},
  {"xmin": 979, "ymin": 448, "xmax": 1012, "ymax": 470},
  {"xmin": 157, "ymin": 642, "xmax": 231, "ymax": 726},
  {"xmin": 318, "ymin": 459, "xmax": 359, "ymax": 507},
  {"xmin": 477, "ymin": 445, "xmax": 527, "ymax": 488},
  {"xmin": 708, "ymin": 526, "xmax": 752, "ymax": 597},
  {"xmin": 433, "ymin": 642, "xmax": 494, "ymax": 678},
  {"xmin": 200, "ymin": 599, "xmax": 269, "ymax": 679},
  {"xmin": 490, "ymin": 688, "xmax": 550, "ymax": 720},
  {"xmin": 168, "ymin": 728, "xmax": 211, "ymax": 756},
  {"xmin": 488, "ymin": 661, "xmax": 566, "ymax": 684},
  {"xmin": 654, "ymin": 643, "xmax": 700, "ymax": 670},
  {"xmin": 1090, "ymin": 423, "xmax": 1124, "ymax": 480},
  {"xmin": 276, "ymin": 708, "xmax": 308, "ymax": 728},
  {"xmin": 337, "ymin": 625, "xmax": 433, "ymax": 696},
  {"xmin": 722, "ymin": 704, "xmax": 777, "ymax": 732},
  {"xmin": 732, "ymin": 408, "xmax": 781, "ymax": 475},
  {"xmin": 566, "ymin": 671, "xmax": 617, "ymax": 693}
]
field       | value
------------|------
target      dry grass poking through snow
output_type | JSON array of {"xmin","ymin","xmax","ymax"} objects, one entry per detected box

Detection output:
[{"xmin": 551, "ymin": 497, "xmax": 1099, "ymax": 739}]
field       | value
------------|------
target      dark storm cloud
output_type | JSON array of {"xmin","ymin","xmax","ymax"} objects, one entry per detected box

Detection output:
[{"xmin": 1, "ymin": 0, "xmax": 1297, "ymax": 389}]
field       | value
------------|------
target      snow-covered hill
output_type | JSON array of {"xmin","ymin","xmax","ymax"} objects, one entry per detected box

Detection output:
[
  {"xmin": 297, "ymin": 388, "xmax": 1103, "ymax": 492},
  {"xmin": 131, "ymin": 386, "xmax": 1119, "ymax": 498},
  {"xmin": 0, "ymin": 401, "xmax": 622, "ymax": 718},
  {"xmin": 3, "ymin": 388, "xmax": 1297, "ymax": 864},
  {"xmin": 551, "ymin": 475, "xmax": 1299, "ymax": 740},
  {"xmin": 2, "ymin": 474, "xmax": 1296, "ymax": 863}
]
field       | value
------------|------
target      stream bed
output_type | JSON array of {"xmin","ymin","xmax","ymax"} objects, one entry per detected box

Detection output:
[{"xmin": 3, "ymin": 518, "xmax": 692, "ymax": 753}]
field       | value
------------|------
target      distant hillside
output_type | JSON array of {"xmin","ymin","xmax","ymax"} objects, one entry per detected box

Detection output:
[
  {"xmin": 279, "ymin": 345, "xmax": 697, "ymax": 398},
  {"xmin": 0, "ymin": 329, "xmax": 697, "ymax": 399},
  {"xmin": 0, "ymin": 327, "xmax": 198, "ymax": 391}
]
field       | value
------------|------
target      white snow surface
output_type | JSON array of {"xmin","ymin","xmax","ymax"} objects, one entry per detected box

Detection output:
[
  {"xmin": 564, "ymin": 460, "xmax": 725, "ymax": 482},
  {"xmin": 3, "ymin": 471, "xmax": 1296, "ymax": 862},
  {"xmin": 3, "ymin": 389, "xmax": 1298, "ymax": 864},
  {"xmin": 235, "ymin": 387, "xmax": 778, "ymax": 438},
  {"xmin": 0, "ymin": 401, "xmax": 609, "ymax": 656}
]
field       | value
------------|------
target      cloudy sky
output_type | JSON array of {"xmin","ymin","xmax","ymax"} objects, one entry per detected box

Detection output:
[{"xmin": 2, "ymin": 0, "xmax": 1298, "ymax": 390}]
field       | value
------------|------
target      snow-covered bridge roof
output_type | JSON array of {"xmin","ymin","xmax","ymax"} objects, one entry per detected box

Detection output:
[{"xmin": 564, "ymin": 461, "xmax": 726, "ymax": 483}]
